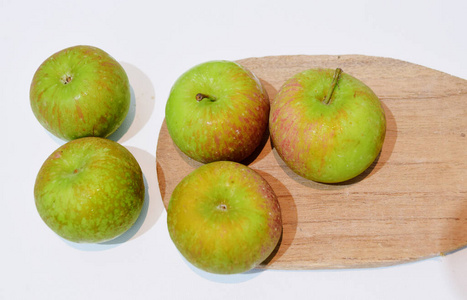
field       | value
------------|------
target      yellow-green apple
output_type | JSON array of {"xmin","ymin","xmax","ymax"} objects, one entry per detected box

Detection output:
[
  {"xmin": 167, "ymin": 161, "xmax": 282, "ymax": 274},
  {"xmin": 270, "ymin": 68, "xmax": 386, "ymax": 183},
  {"xmin": 165, "ymin": 60, "xmax": 269, "ymax": 163},
  {"xmin": 34, "ymin": 137, "xmax": 145, "ymax": 243},
  {"xmin": 30, "ymin": 45, "xmax": 131, "ymax": 141}
]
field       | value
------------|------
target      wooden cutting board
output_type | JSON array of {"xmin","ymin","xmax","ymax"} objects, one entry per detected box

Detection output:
[{"xmin": 156, "ymin": 55, "xmax": 467, "ymax": 270}]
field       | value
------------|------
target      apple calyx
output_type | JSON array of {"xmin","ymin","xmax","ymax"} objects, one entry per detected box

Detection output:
[
  {"xmin": 196, "ymin": 93, "xmax": 217, "ymax": 102},
  {"xmin": 323, "ymin": 68, "xmax": 343, "ymax": 105},
  {"xmin": 217, "ymin": 203, "xmax": 228, "ymax": 211},
  {"xmin": 61, "ymin": 74, "xmax": 73, "ymax": 85}
]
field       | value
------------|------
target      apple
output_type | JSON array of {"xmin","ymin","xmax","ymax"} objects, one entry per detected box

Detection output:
[
  {"xmin": 269, "ymin": 68, "xmax": 386, "ymax": 183},
  {"xmin": 30, "ymin": 45, "xmax": 131, "ymax": 141},
  {"xmin": 34, "ymin": 137, "xmax": 145, "ymax": 243},
  {"xmin": 165, "ymin": 60, "xmax": 269, "ymax": 163},
  {"xmin": 167, "ymin": 161, "xmax": 282, "ymax": 274}
]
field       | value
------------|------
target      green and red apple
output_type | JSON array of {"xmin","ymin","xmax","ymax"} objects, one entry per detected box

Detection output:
[
  {"xmin": 165, "ymin": 60, "xmax": 269, "ymax": 163},
  {"xmin": 30, "ymin": 45, "xmax": 131, "ymax": 141},
  {"xmin": 34, "ymin": 137, "xmax": 145, "ymax": 243},
  {"xmin": 270, "ymin": 68, "xmax": 386, "ymax": 183},
  {"xmin": 167, "ymin": 161, "xmax": 282, "ymax": 274}
]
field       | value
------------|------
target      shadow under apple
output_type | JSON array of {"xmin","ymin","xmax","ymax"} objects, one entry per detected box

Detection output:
[
  {"xmin": 254, "ymin": 169, "xmax": 297, "ymax": 269},
  {"xmin": 108, "ymin": 62, "xmax": 156, "ymax": 143},
  {"xmin": 181, "ymin": 255, "xmax": 264, "ymax": 283}
]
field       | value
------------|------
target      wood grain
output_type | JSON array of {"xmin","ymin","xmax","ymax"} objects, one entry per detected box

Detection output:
[{"xmin": 156, "ymin": 55, "xmax": 467, "ymax": 270}]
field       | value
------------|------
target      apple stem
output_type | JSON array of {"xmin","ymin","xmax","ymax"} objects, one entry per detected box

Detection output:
[
  {"xmin": 323, "ymin": 68, "xmax": 343, "ymax": 105},
  {"xmin": 196, "ymin": 93, "xmax": 217, "ymax": 102}
]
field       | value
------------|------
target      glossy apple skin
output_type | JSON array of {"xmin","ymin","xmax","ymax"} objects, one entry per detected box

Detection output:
[
  {"xmin": 34, "ymin": 137, "xmax": 145, "ymax": 243},
  {"xmin": 165, "ymin": 60, "xmax": 269, "ymax": 163},
  {"xmin": 30, "ymin": 45, "xmax": 130, "ymax": 141},
  {"xmin": 167, "ymin": 161, "xmax": 282, "ymax": 274},
  {"xmin": 270, "ymin": 69, "xmax": 386, "ymax": 183}
]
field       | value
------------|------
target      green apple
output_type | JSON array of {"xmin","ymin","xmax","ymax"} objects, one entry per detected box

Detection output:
[
  {"xmin": 34, "ymin": 137, "xmax": 145, "ymax": 243},
  {"xmin": 165, "ymin": 60, "xmax": 269, "ymax": 163},
  {"xmin": 270, "ymin": 68, "xmax": 386, "ymax": 183},
  {"xmin": 30, "ymin": 45, "xmax": 131, "ymax": 141},
  {"xmin": 167, "ymin": 161, "xmax": 282, "ymax": 274}
]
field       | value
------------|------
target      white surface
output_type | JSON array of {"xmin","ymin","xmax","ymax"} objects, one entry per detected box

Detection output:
[{"xmin": 1, "ymin": 0, "xmax": 466, "ymax": 299}]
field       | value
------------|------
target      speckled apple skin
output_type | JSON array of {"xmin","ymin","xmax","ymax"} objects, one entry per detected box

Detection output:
[
  {"xmin": 167, "ymin": 161, "xmax": 282, "ymax": 274},
  {"xmin": 270, "ymin": 69, "xmax": 386, "ymax": 183},
  {"xmin": 30, "ymin": 45, "xmax": 130, "ymax": 141},
  {"xmin": 165, "ymin": 60, "xmax": 269, "ymax": 163},
  {"xmin": 34, "ymin": 137, "xmax": 145, "ymax": 243}
]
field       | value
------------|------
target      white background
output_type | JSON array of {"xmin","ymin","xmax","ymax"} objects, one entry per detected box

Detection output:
[{"xmin": 1, "ymin": 0, "xmax": 466, "ymax": 299}]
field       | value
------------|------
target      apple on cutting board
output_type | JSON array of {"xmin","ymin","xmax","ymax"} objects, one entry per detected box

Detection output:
[
  {"xmin": 269, "ymin": 68, "xmax": 386, "ymax": 183},
  {"xmin": 167, "ymin": 161, "xmax": 282, "ymax": 274},
  {"xmin": 165, "ymin": 60, "xmax": 269, "ymax": 163}
]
